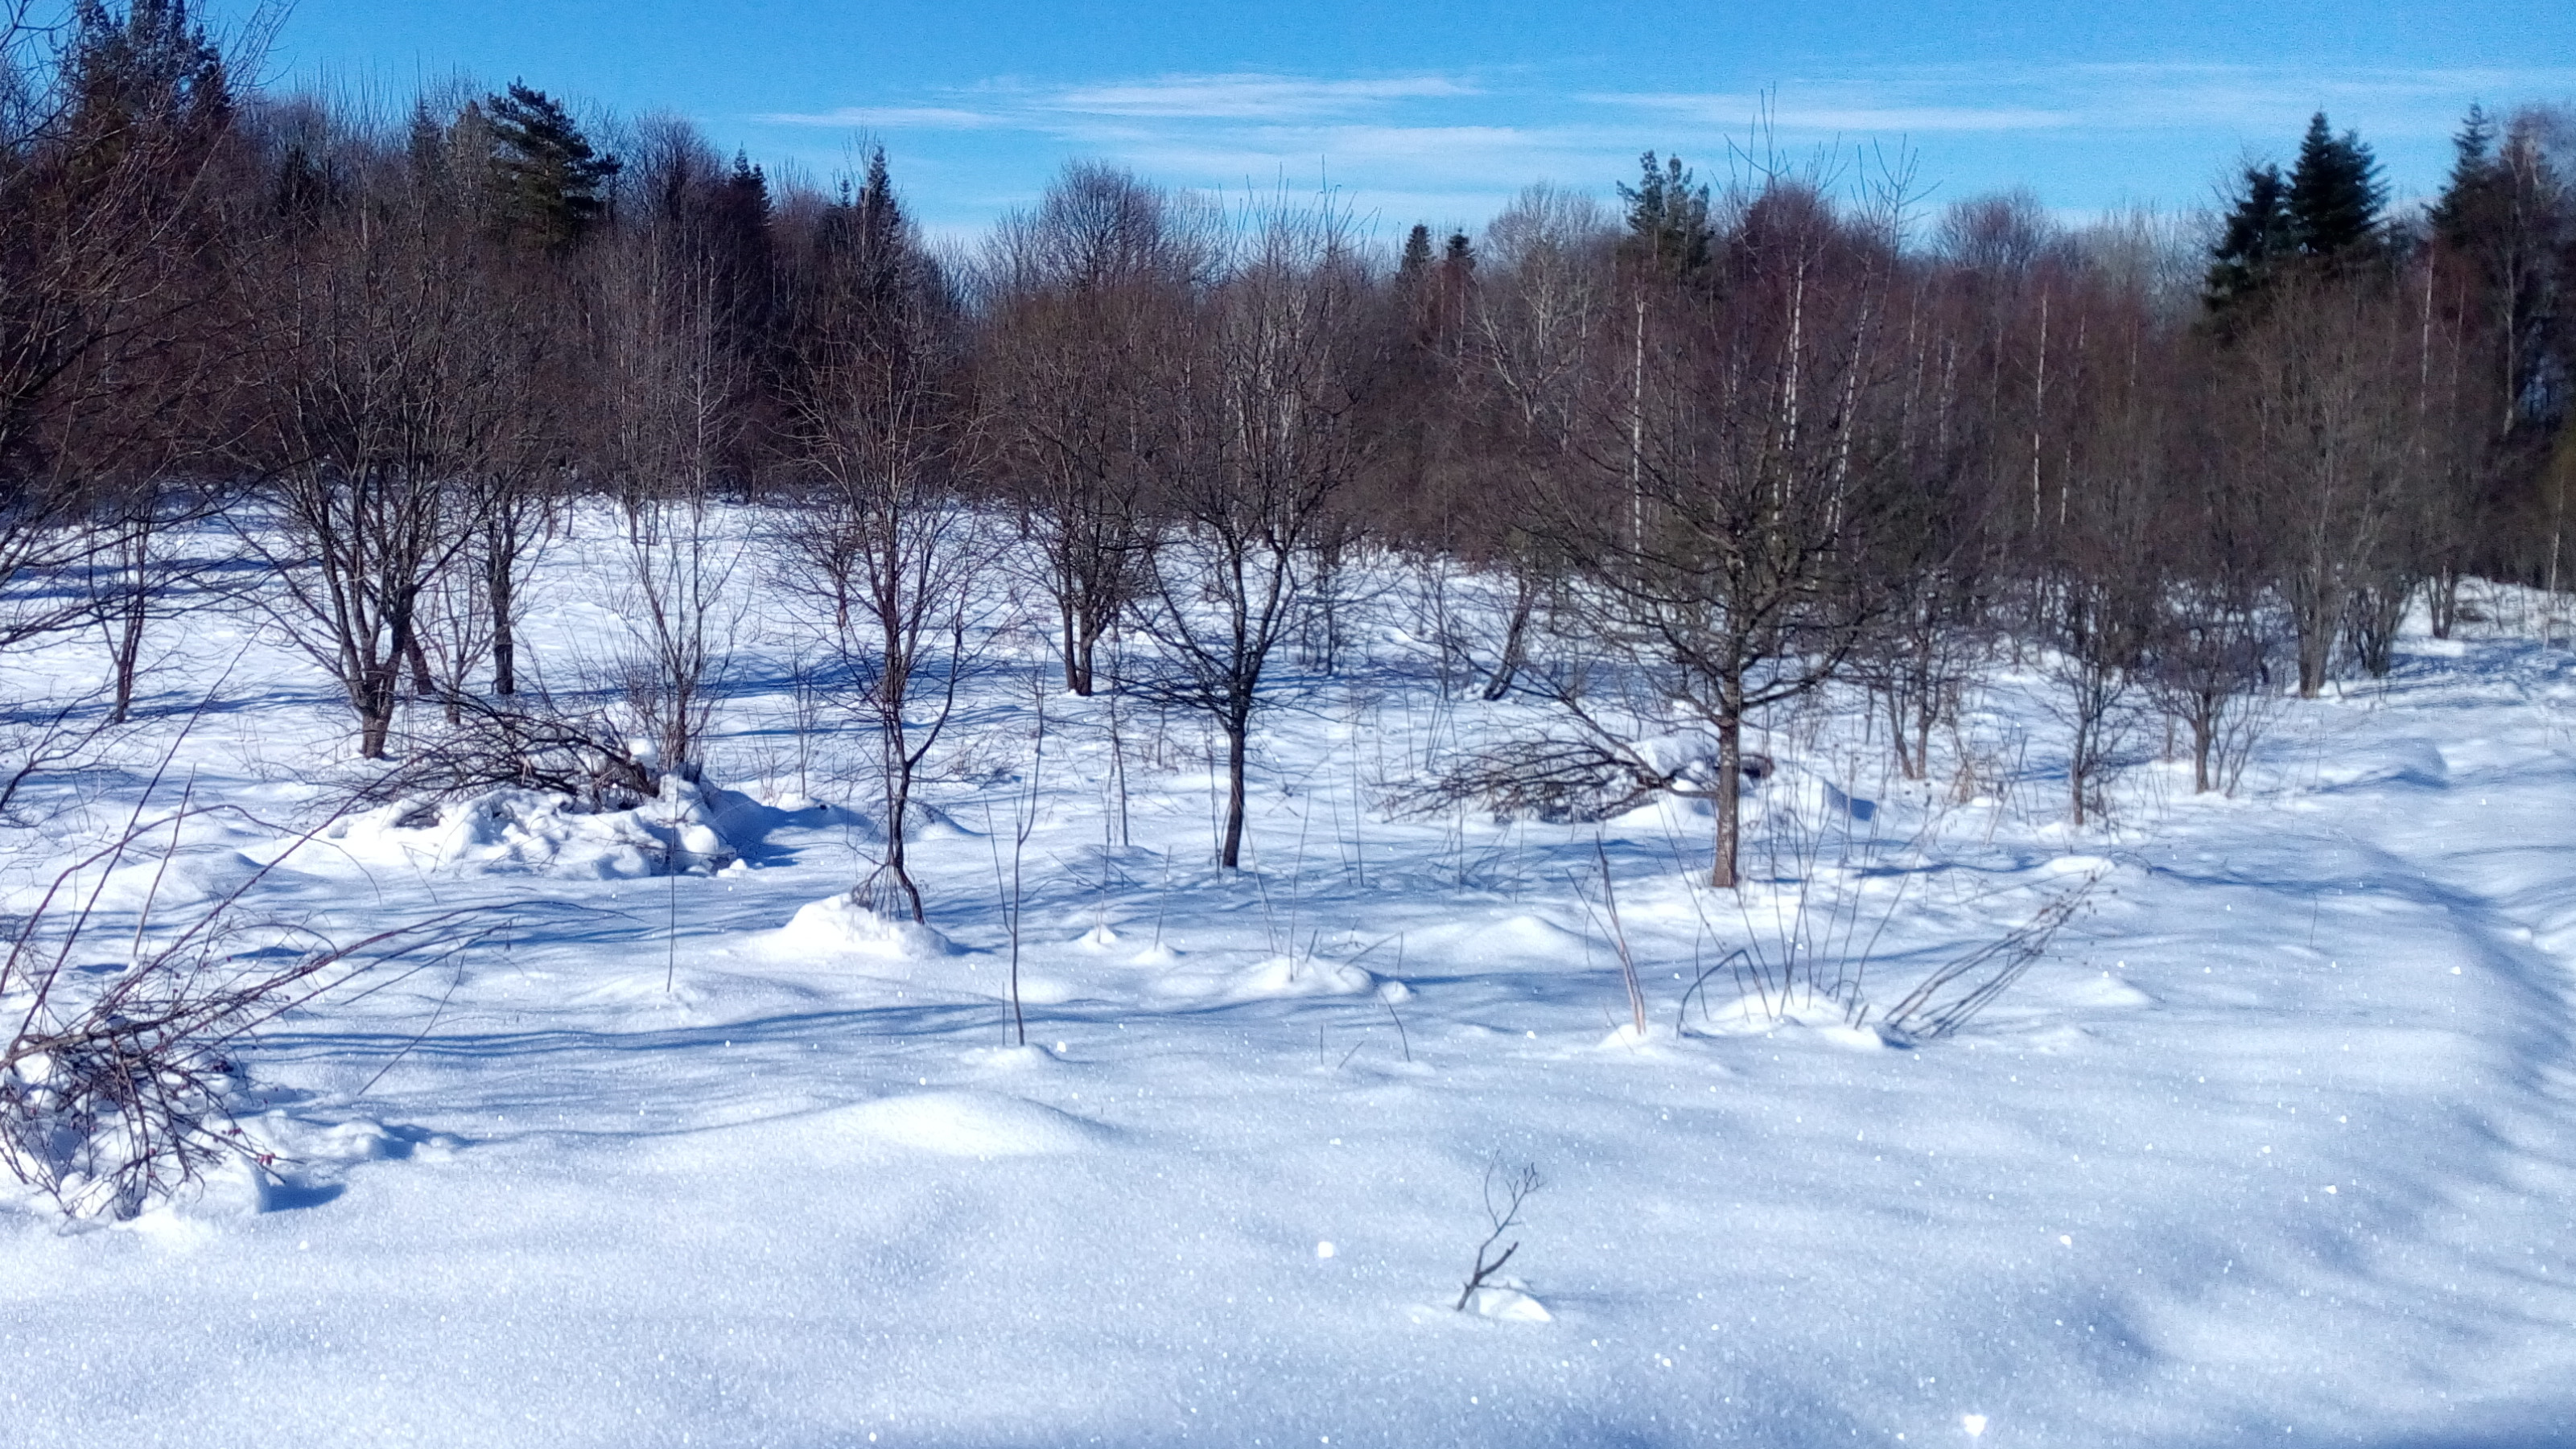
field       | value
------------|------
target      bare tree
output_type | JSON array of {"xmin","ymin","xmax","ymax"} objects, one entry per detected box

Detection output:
[
  {"xmin": 779, "ymin": 152, "xmax": 983, "ymax": 920},
  {"xmin": 1126, "ymin": 199, "xmax": 1373, "ymax": 871},
  {"xmin": 2036, "ymin": 275, "xmax": 2167, "ymax": 826},
  {"xmin": 0, "ymin": 0, "xmax": 241, "ymax": 657},
  {"xmin": 1457, "ymin": 186, "xmax": 1619, "ymax": 702},
  {"xmin": 241, "ymin": 112, "xmax": 527, "ymax": 758},
  {"xmin": 979, "ymin": 163, "xmax": 1210, "ymax": 695},
  {"xmin": 2224, "ymin": 275, "xmax": 2414, "ymax": 698},
  {"xmin": 591, "ymin": 119, "xmax": 772, "ymax": 776},
  {"xmin": 1535, "ymin": 181, "xmax": 1898, "ymax": 887},
  {"xmin": 2149, "ymin": 352, "xmax": 2281, "ymax": 796}
]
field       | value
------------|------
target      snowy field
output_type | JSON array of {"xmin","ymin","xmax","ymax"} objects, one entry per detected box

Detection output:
[{"xmin": 6, "ymin": 523, "xmax": 2576, "ymax": 1447}]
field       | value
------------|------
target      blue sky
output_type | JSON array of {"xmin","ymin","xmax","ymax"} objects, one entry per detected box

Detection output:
[{"xmin": 225, "ymin": 2, "xmax": 2573, "ymax": 244}]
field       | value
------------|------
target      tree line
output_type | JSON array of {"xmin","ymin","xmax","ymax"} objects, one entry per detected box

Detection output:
[{"xmin": 6, "ymin": 2, "xmax": 2576, "ymax": 904}]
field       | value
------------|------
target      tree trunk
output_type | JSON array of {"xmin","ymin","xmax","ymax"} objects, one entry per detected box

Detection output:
[
  {"xmin": 1885, "ymin": 685, "xmax": 1914, "ymax": 780},
  {"xmin": 1060, "ymin": 603, "xmax": 1095, "ymax": 696},
  {"xmin": 356, "ymin": 665, "xmax": 398, "ymax": 759},
  {"xmin": 405, "ymin": 632, "xmax": 435, "ymax": 698},
  {"xmin": 1912, "ymin": 691, "xmax": 1935, "ymax": 787},
  {"xmin": 2295, "ymin": 620, "xmax": 2331, "ymax": 698},
  {"xmin": 1481, "ymin": 584, "xmax": 1533, "ymax": 702},
  {"xmin": 106, "ymin": 591, "xmax": 146, "ymax": 726},
  {"xmin": 1219, "ymin": 715, "xmax": 1249, "ymax": 870},
  {"xmin": 880, "ymin": 743, "xmax": 928, "ymax": 921},
  {"xmin": 489, "ymin": 558, "xmax": 518, "ymax": 697},
  {"xmin": 1711, "ymin": 713, "xmax": 1742, "ymax": 890},
  {"xmin": 2429, "ymin": 570, "xmax": 2459, "ymax": 641}
]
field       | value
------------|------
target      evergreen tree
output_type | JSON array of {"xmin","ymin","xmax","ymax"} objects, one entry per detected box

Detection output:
[
  {"xmin": 481, "ymin": 80, "xmax": 620, "ymax": 251},
  {"xmin": 1393, "ymin": 223, "xmax": 1440, "ymax": 347},
  {"xmin": 273, "ymin": 141, "xmax": 340, "ymax": 220},
  {"xmin": 2204, "ymin": 113, "xmax": 2387, "ymax": 319},
  {"xmin": 1399, "ymin": 222, "xmax": 1434, "ymax": 278},
  {"xmin": 690, "ymin": 147, "xmax": 776, "ymax": 365},
  {"xmin": 61, "ymin": 0, "xmax": 229, "ymax": 176},
  {"xmin": 2285, "ymin": 111, "xmax": 2385, "ymax": 261},
  {"xmin": 722, "ymin": 150, "xmax": 770, "ymax": 225},
  {"xmin": 2428, "ymin": 104, "xmax": 2501, "ymax": 249},
  {"xmin": 1618, "ymin": 151, "xmax": 1712, "ymax": 279},
  {"xmin": 850, "ymin": 146, "xmax": 911, "ymax": 281},
  {"xmin": 2204, "ymin": 163, "xmax": 2294, "ymax": 314},
  {"xmin": 806, "ymin": 147, "xmax": 937, "ymax": 352},
  {"xmin": 2423, "ymin": 106, "xmax": 2572, "ymax": 438}
]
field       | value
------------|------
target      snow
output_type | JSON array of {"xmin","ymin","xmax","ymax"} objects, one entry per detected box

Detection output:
[
  {"xmin": 6, "ymin": 521, "xmax": 2576, "ymax": 1445},
  {"xmin": 773, "ymin": 893, "xmax": 958, "ymax": 961}
]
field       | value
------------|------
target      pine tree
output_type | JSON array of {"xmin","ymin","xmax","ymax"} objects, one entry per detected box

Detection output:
[
  {"xmin": 1618, "ymin": 151, "xmax": 1712, "ymax": 279},
  {"xmin": 481, "ymin": 80, "xmax": 620, "ymax": 251},
  {"xmin": 2285, "ymin": 111, "xmax": 2385, "ymax": 261}
]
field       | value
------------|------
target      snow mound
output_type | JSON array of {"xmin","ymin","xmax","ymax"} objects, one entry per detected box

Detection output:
[
  {"xmin": 1154, "ymin": 953, "xmax": 1375, "ymax": 1002},
  {"xmin": 1448, "ymin": 914, "xmax": 1588, "ymax": 965},
  {"xmin": 319, "ymin": 774, "xmax": 762, "ymax": 879},
  {"xmin": 2065, "ymin": 974, "xmax": 2156, "ymax": 1010},
  {"xmin": 833, "ymin": 1090, "xmax": 1107, "ymax": 1157},
  {"xmin": 126, "ymin": 1113, "xmax": 466, "ymax": 1222},
  {"xmin": 1688, "ymin": 997, "xmax": 1892, "ymax": 1049},
  {"xmin": 1799, "ymin": 1020, "xmax": 1892, "ymax": 1052},
  {"xmin": 1234, "ymin": 954, "xmax": 1375, "ymax": 998},
  {"xmin": 2316, "ymin": 739, "xmax": 2450, "ymax": 791},
  {"xmin": 41, "ymin": 846, "xmax": 266, "ymax": 915},
  {"xmin": 774, "ymin": 893, "xmax": 954, "ymax": 959},
  {"xmin": 1462, "ymin": 1285, "xmax": 1553, "ymax": 1322}
]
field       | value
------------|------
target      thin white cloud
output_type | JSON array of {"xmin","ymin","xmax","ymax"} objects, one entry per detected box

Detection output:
[
  {"xmin": 1589, "ymin": 91, "xmax": 2074, "ymax": 134},
  {"xmin": 1582, "ymin": 64, "xmax": 2576, "ymax": 143},
  {"xmin": 738, "ymin": 60, "xmax": 2570, "ymax": 235},
  {"xmin": 756, "ymin": 105, "xmax": 1001, "ymax": 130},
  {"xmin": 1044, "ymin": 72, "xmax": 1478, "ymax": 120},
  {"xmin": 1098, "ymin": 123, "xmax": 1610, "ymax": 194},
  {"xmin": 2057, "ymin": 64, "xmax": 2576, "ymax": 137}
]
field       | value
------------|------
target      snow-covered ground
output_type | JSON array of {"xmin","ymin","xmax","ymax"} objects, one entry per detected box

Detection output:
[{"xmin": 6, "ymin": 529, "xmax": 2576, "ymax": 1447}]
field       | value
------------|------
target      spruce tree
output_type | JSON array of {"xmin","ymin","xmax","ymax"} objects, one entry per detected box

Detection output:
[
  {"xmin": 1618, "ymin": 151, "xmax": 1712, "ymax": 279},
  {"xmin": 2285, "ymin": 110, "xmax": 2385, "ymax": 261},
  {"xmin": 1399, "ymin": 222, "xmax": 1434, "ymax": 278},
  {"xmin": 2204, "ymin": 163, "xmax": 2294, "ymax": 314},
  {"xmin": 856, "ymin": 146, "xmax": 905, "ymax": 263},
  {"xmin": 2428, "ymin": 104, "xmax": 2501, "ymax": 249},
  {"xmin": 2204, "ymin": 113, "xmax": 2388, "ymax": 319},
  {"xmin": 811, "ymin": 148, "xmax": 929, "ymax": 328}
]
